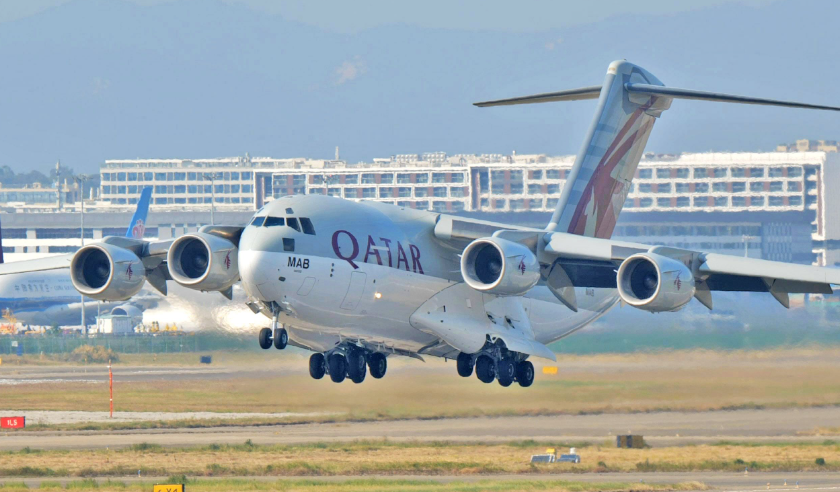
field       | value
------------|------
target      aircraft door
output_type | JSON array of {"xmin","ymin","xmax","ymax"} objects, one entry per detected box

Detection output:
[{"xmin": 340, "ymin": 271, "xmax": 367, "ymax": 310}]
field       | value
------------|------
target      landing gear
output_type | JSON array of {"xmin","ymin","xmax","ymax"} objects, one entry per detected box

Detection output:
[
  {"xmin": 516, "ymin": 361, "xmax": 534, "ymax": 387},
  {"xmin": 273, "ymin": 328, "xmax": 288, "ymax": 350},
  {"xmin": 309, "ymin": 353, "xmax": 326, "ymax": 379},
  {"xmin": 497, "ymin": 358, "xmax": 516, "ymax": 387},
  {"xmin": 456, "ymin": 352, "xmax": 474, "ymax": 377},
  {"xmin": 368, "ymin": 352, "xmax": 387, "ymax": 379},
  {"xmin": 475, "ymin": 354, "xmax": 496, "ymax": 383},
  {"xmin": 258, "ymin": 328, "xmax": 272, "ymax": 349},
  {"xmin": 346, "ymin": 347, "xmax": 367, "ymax": 384},
  {"xmin": 328, "ymin": 353, "xmax": 347, "ymax": 383}
]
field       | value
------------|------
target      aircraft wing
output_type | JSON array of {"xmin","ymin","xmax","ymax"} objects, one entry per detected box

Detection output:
[
  {"xmin": 0, "ymin": 254, "xmax": 73, "ymax": 275},
  {"xmin": 540, "ymin": 231, "xmax": 840, "ymax": 309}
]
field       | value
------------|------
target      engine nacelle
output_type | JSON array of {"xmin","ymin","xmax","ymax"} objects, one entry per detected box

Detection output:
[
  {"xmin": 167, "ymin": 232, "xmax": 239, "ymax": 291},
  {"xmin": 110, "ymin": 304, "xmax": 142, "ymax": 318},
  {"xmin": 460, "ymin": 237, "xmax": 540, "ymax": 296},
  {"xmin": 617, "ymin": 252, "xmax": 695, "ymax": 312},
  {"xmin": 70, "ymin": 243, "xmax": 146, "ymax": 301}
]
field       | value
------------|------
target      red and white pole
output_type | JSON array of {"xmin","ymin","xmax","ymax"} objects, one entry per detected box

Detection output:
[{"xmin": 108, "ymin": 359, "xmax": 113, "ymax": 419}]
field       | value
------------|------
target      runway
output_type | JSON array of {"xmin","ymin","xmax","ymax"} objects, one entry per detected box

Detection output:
[
  {"xmin": 2, "ymin": 406, "xmax": 839, "ymax": 450},
  {"xmin": 2, "ymin": 472, "xmax": 840, "ymax": 491}
]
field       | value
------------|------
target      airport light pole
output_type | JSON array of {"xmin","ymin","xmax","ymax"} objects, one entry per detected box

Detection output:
[
  {"xmin": 74, "ymin": 175, "xmax": 89, "ymax": 336},
  {"xmin": 203, "ymin": 173, "xmax": 216, "ymax": 225}
]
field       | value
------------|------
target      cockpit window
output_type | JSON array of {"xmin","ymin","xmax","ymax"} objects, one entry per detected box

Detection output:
[
  {"xmin": 264, "ymin": 216, "xmax": 285, "ymax": 227},
  {"xmin": 300, "ymin": 217, "xmax": 316, "ymax": 235},
  {"xmin": 286, "ymin": 217, "xmax": 301, "ymax": 232},
  {"xmin": 250, "ymin": 216, "xmax": 265, "ymax": 227}
]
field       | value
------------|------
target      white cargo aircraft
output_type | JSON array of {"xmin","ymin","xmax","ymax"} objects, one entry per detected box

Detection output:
[{"xmin": 2, "ymin": 61, "xmax": 839, "ymax": 387}]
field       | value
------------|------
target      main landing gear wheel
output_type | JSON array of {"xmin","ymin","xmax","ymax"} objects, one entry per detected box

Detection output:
[
  {"xmin": 328, "ymin": 353, "xmax": 347, "ymax": 383},
  {"xmin": 516, "ymin": 360, "xmax": 535, "ymax": 387},
  {"xmin": 309, "ymin": 353, "xmax": 326, "ymax": 379},
  {"xmin": 273, "ymin": 328, "xmax": 288, "ymax": 350},
  {"xmin": 346, "ymin": 348, "xmax": 367, "ymax": 384},
  {"xmin": 258, "ymin": 328, "xmax": 272, "ymax": 350},
  {"xmin": 456, "ymin": 352, "xmax": 473, "ymax": 377},
  {"xmin": 368, "ymin": 353, "xmax": 387, "ymax": 379},
  {"xmin": 497, "ymin": 358, "xmax": 516, "ymax": 387},
  {"xmin": 475, "ymin": 355, "xmax": 496, "ymax": 384}
]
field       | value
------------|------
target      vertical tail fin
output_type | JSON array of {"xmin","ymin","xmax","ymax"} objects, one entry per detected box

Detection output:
[
  {"xmin": 475, "ymin": 60, "xmax": 840, "ymax": 239},
  {"xmin": 126, "ymin": 187, "xmax": 153, "ymax": 239}
]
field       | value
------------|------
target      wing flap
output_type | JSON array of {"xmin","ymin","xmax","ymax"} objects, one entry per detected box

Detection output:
[{"xmin": 699, "ymin": 253, "xmax": 840, "ymax": 286}]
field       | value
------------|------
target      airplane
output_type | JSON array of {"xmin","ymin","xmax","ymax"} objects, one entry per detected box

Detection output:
[
  {"xmin": 2, "ymin": 60, "xmax": 839, "ymax": 387},
  {"xmin": 0, "ymin": 187, "xmax": 156, "ymax": 328}
]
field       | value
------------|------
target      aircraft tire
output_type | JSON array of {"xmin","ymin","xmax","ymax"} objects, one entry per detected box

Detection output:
[
  {"xmin": 516, "ymin": 360, "xmax": 535, "ymax": 387},
  {"xmin": 368, "ymin": 353, "xmax": 387, "ymax": 379},
  {"xmin": 328, "ymin": 354, "xmax": 347, "ymax": 383},
  {"xmin": 497, "ymin": 358, "xmax": 515, "ymax": 387},
  {"xmin": 456, "ymin": 352, "xmax": 473, "ymax": 377},
  {"xmin": 475, "ymin": 355, "xmax": 496, "ymax": 383},
  {"xmin": 309, "ymin": 353, "xmax": 326, "ymax": 379},
  {"xmin": 258, "ymin": 328, "xmax": 272, "ymax": 350},
  {"xmin": 273, "ymin": 328, "xmax": 288, "ymax": 350},
  {"xmin": 346, "ymin": 348, "xmax": 367, "ymax": 384}
]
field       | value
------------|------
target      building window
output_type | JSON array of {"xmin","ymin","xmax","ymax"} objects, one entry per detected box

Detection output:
[
  {"xmin": 769, "ymin": 196, "xmax": 784, "ymax": 206},
  {"xmin": 546, "ymin": 184, "xmax": 560, "ymax": 194},
  {"xmin": 546, "ymin": 198, "xmax": 559, "ymax": 208},
  {"xmin": 491, "ymin": 182, "xmax": 505, "ymax": 194},
  {"xmin": 510, "ymin": 199, "xmax": 525, "ymax": 210},
  {"xmin": 509, "ymin": 183, "xmax": 523, "ymax": 194},
  {"xmin": 415, "ymin": 188, "xmax": 429, "ymax": 198},
  {"xmin": 639, "ymin": 197, "xmax": 653, "ymax": 207},
  {"xmin": 531, "ymin": 170, "xmax": 543, "ymax": 180},
  {"xmin": 713, "ymin": 168, "xmax": 727, "ymax": 178},
  {"xmin": 450, "ymin": 187, "xmax": 465, "ymax": 198},
  {"xmin": 749, "ymin": 167, "xmax": 765, "ymax": 177},
  {"xmin": 397, "ymin": 174, "xmax": 412, "ymax": 184},
  {"xmin": 714, "ymin": 196, "xmax": 728, "ymax": 207},
  {"xmin": 657, "ymin": 183, "xmax": 672, "ymax": 193},
  {"xmin": 732, "ymin": 196, "xmax": 746, "ymax": 207},
  {"xmin": 731, "ymin": 182, "xmax": 746, "ymax": 193},
  {"xmin": 528, "ymin": 184, "xmax": 541, "ymax": 194},
  {"xmin": 693, "ymin": 196, "xmax": 709, "ymax": 206},
  {"xmin": 656, "ymin": 168, "xmax": 670, "ymax": 179},
  {"xmin": 787, "ymin": 167, "xmax": 803, "ymax": 177},
  {"xmin": 344, "ymin": 174, "xmax": 359, "ymax": 185},
  {"xmin": 494, "ymin": 199, "xmax": 506, "ymax": 209},
  {"xmin": 731, "ymin": 168, "xmax": 746, "ymax": 177},
  {"xmin": 769, "ymin": 181, "xmax": 784, "ymax": 191},
  {"xmin": 379, "ymin": 174, "xmax": 393, "ymax": 184},
  {"xmin": 361, "ymin": 188, "xmax": 376, "ymax": 198},
  {"xmin": 789, "ymin": 196, "xmax": 802, "ymax": 206},
  {"xmin": 433, "ymin": 187, "xmax": 447, "ymax": 197},
  {"xmin": 656, "ymin": 197, "xmax": 671, "ymax": 207},
  {"xmin": 509, "ymin": 170, "xmax": 523, "ymax": 182},
  {"xmin": 695, "ymin": 183, "xmax": 709, "ymax": 193},
  {"xmin": 415, "ymin": 174, "xmax": 429, "ymax": 184},
  {"xmin": 546, "ymin": 169, "xmax": 562, "ymax": 179},
  {"xmin": 432, "ymin": 173, "xmax": 447, "ymax": 183},
  {"xmin": 379, "ymin": 187, "xmax": 393, "ymax": 198},
  {"xmin": 432, "ymin": 201, "xmax": 448, "ymax": 212},
  {"xmin": 675, "ymin": 197, "xmax": 690, "ymax": 207},
  {"xmin": 675, "ymin": 168, "xmax": 689, "ymax": 179},
  {"xmin": 749, "ymin": 182, "xmax": 764, "ymax": 192},
  {"xmin": 787, "ymin": 181, "xmax": 802, "ymax": 191},
  {"xmin": 397, "ymin": 187, "xmax": 411, "ymax": 197},
  {"xmin": 750, "ymin": 196, "xmax": 764, "ymax": 207},
  {"xmin": 639, "ymin": 183, "xmax": 652, "ymax": 193},
  {"xmin": 675, "ymin": 183, "xmax": 689, "ymax": 193},
  {"xmin": 693, "ymin": 168, "xmax": 707, "ymax": 179}
]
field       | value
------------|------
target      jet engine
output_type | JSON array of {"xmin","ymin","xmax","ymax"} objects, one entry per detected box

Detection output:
[
  {"xmin": 70, "ymin": 243, "xmax": 146, "ymax": 301},
  {"xmin": 167, "ymin": 232, "xmax": 239, "ymax": 291},
  {"xmin": 110, "ymin": 304, "xmax": 142, "ymax": 318},
  {"xmin": 460, "ymin": 237, "xmax": 540, "ymax": 296},
  {"xmin": 616, "ymin": 252, "xmax": 695, "ymax": 312}
]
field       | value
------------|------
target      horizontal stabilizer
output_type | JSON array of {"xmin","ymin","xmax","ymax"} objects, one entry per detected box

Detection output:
[
  {"xmin": 625, "ymin": 83, "xmax": 840, "ymax": 112},
  {"xmin": 474, "ymin": 86, "xmax": 602, "ymax": 107}
]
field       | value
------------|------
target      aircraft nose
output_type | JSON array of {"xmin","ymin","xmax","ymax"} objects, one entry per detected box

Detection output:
[{"xmin": 238, "ymin": 250, "xmax": 273, "ymax": 299}]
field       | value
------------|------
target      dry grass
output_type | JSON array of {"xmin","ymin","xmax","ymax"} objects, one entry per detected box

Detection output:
[
  {"xmin": 4, "ymin": 348, "xmax": 840, "ymax": 422},
  {"xmin": 0, "ymin": 478, "xmax": 710, "ymax": 492},
  {"xmin": 0, "ymin": 440, "xmax": 837, "ymax": 478}
]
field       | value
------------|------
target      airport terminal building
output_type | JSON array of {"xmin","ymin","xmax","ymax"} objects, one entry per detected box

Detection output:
[{"xmin": 2, "ymin": 145, "xmax": 840, "ymax": 267}]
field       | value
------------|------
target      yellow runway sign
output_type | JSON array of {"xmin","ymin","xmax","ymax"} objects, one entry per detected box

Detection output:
[{"xmin": 152, "ymin": 485, "xmax": 184, "ymax": 492}]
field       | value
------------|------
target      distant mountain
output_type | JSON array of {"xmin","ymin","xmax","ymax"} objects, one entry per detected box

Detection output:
[{"xmin": 1, "ymin": 0, "xmax": 839, "ymax": 175}]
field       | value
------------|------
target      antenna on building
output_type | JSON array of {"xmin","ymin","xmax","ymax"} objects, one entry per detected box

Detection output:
[
  {"xmin": 56, "ymin": 160, "xmax": 62, "ymax": 210},
  {"xmin": 335, "ymin": 146, "xmax": 340, "ymax": 161}
]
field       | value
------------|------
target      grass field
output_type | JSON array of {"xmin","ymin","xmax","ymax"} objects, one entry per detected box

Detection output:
[
  {"xmin": 0, "ymin": 478, "xmax": 709, "ymax": 492},
  {"xmin": 0, "ymin": 440, "xmax": 838, "ymax": 478},
  {"xmin": 4, "ymin": 348, "xmax": 840, "ymax": 428}
]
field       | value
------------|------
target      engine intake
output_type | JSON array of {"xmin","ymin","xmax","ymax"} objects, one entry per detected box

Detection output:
[
  {"xmin": 70, "ymin": 243, "xmax": 146, "ymax": 301},
  {"xmin": 617, "ymin": 252, "xmax": 695, "ymax": 312},
  {"xmin": 167, "ymin": 232, "xmax": 239, "ymax": 291},
  {"xmin": 460, "ymin": 237, "xmax": 539, "ymax": 296}
]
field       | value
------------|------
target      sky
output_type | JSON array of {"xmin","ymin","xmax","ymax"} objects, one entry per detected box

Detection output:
[{"xmin": 1, "ymin": 0, "xmax": 838, "ymax": 175}]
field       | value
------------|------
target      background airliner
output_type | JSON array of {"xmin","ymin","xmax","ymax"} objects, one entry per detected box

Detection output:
[
  {"xmin": 0, "ymin": 187, "xmax": 156, "ymax": 329},
  {"xmin": 1, "ymin": 61, "xmax": 838, "ymax": 388}
]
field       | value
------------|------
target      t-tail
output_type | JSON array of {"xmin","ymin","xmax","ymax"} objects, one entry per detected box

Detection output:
[
  {"xmin": 126, "ymin": 186, "xmax": 153, "ymax": 239},
  {"xmin": 475, "ymin": 60, "xmax": 840, "ymax": 239}
]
